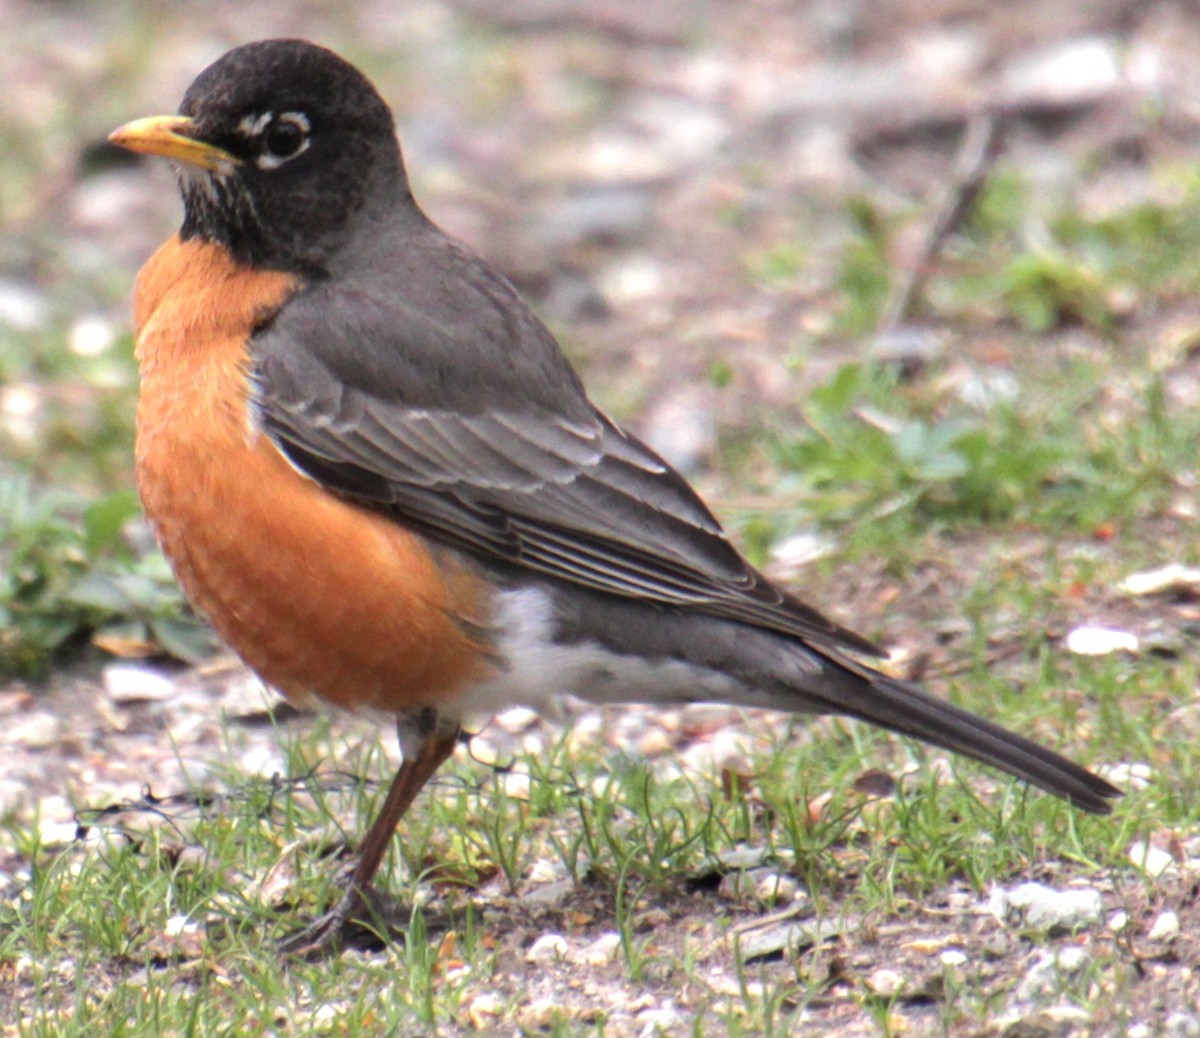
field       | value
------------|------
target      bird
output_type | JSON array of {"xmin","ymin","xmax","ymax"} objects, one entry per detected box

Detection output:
[{"xmin": 108, "ymin": 38, "xmax": 1119, "ymax": 955}]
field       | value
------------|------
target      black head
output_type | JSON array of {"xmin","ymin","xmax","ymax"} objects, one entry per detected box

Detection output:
[{"xmin": 111, "ymin": 39, "xmax": 410, "ymax": 274}]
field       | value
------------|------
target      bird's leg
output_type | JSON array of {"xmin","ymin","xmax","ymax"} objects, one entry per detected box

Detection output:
[{"xmin": 278, "ymin": 707, "xmax": 461, "ymax": 957}]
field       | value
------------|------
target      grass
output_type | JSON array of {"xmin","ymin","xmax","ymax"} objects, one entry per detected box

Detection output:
[{"xmin": 1, "ymin": 617, "xmax": 1175, "ymax": 1034}]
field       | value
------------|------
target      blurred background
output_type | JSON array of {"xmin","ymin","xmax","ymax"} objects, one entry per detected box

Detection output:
[{"xmin": 4, "ymin": 0, "xmax": 1200, "ymax": 700}]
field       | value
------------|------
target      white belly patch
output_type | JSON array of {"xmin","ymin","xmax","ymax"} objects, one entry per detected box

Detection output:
[{"xmin": 451, "ymin": 586, "xmax": 749, "ymax": 715}]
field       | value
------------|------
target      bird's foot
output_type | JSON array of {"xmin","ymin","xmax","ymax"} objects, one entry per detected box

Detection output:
[{"xmin": 277, "ymin": 884, "xmax": 408, "ymax": 959}]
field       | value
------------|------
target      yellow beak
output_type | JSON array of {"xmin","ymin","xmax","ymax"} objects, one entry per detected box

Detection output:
[{"xmin": 108, "ymin": 115, "xmax": 240, "ymax": 173}]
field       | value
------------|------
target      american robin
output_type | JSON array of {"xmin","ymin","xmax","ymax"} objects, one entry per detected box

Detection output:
[{"xmin": 109, "ymin": 38, "xmax": 1119, "ymax": 954}]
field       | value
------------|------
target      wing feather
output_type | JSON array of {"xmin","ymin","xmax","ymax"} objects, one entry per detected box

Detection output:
[{"xmin": 251, "ymin": 244, "xmax": 881, "ymax": 657}]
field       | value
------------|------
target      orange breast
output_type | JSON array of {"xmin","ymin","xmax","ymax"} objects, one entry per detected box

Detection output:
[{"xmin": 133, "ymin": 236, "xmax": 495, "ymax": 712}]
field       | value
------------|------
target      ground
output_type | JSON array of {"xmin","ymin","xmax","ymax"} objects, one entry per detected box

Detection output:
[{"xmin": 2, "ymin": 0, "xmax": 1200, "ymax": 1035}]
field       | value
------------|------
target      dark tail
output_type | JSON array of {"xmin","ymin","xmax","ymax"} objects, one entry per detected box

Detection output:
[
  {"xmin": 541, "ymin": 583, "xmax": 1120, "ymax": 813},
  {"xmin": 812, "ymin": 656, "xmax": 1120, "ymax": 814}
]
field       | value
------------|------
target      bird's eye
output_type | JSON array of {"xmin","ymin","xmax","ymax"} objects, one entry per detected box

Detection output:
[{"xmin": 264, "ymin": 116, "xmax": 306, "ymax": 159}]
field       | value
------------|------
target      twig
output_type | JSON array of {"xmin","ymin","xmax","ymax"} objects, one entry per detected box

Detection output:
[{"xmin": 878, "ymin": 110, "xmax": 1005, "ymax": 333}]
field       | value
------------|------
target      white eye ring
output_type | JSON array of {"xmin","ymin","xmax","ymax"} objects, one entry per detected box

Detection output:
[{"xmin": 253, "ymin": 112, "xmax": 311, "ymax": 170}]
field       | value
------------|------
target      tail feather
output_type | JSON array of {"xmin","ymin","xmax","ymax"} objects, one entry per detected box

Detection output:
[
  {"xmin": 811, "ymin": 658, "xmax": 1119, "ymax": 814},
  {"xmin": 538, "ymin": 581, "xmax": 1120, "ymax": 813}
]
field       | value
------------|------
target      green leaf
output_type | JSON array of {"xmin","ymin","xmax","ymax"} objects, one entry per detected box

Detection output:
[
  {"xmin": 149, "ymin": 616, "xmax": 216, "ymax": 664},
  {"xmin": 83, "ymin": 489, "xmax": 140, "ymax": 555},
  {"xmin": 64, "ymin": 572, "xmax": 132, "ymax": 613}
]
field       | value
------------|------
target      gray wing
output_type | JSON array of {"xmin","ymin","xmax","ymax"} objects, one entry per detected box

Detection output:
[{"xmin": 250, "ymin": 230, "xmax": 881, "ymax": 656}]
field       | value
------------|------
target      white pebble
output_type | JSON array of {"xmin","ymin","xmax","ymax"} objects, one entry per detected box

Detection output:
[
  {"xmin": 1015, "ymin": 947, "xmax": 1091, "ymax": 1003},
  {"xmin": 580, "ymin": 932, "xmax": 621, "ymax": 965},
  {"xmin": 1098, "ymin": 762, "xmax": 1152, "ymax": 790},
  {"xmin": 516, "ymin": 999, "xmax": 562, "ymax": 1029},
  {"xmin": 494, "ymin": 706, "xmax": 539, "ymax": 732},
  {"xmin": 636, "ymin": 1005, "xmax": 683, "ymax": 1038},
  {"xmin": 867, "ymin": 968, "xmax": 906, "ymax": 996},
  {"xmin": 1064, "ymin": 625, "xmax": 1138, "ymax": 656},
  {"xmin": 988, "ymin": 881, "xmax": 1102, "ymax": 932},
  {"xmin": 1147, "ymin": 910, "xmax": 1180, "ymax": 941},
  {"xmin": 501, "ymin": 771, "xmax": 531, "ymax": 800},
  {"xmin": 1129, "ymin": 840, "xmax": 1176, "ymax": 877},
  {"xmin": 1168, "ymin": 1012, "xmax": 1200, "ymax": 1038},
  {"xmin": 525, "ymin": 933, "xmax": 568, "ymax": 964},
  {"xmin": 103, "ymin": 664, "xmax": 175, "ymax": 704},
  {"xmin": 753, "ymin": 872, "xmax": 799, "ymax": 904}
]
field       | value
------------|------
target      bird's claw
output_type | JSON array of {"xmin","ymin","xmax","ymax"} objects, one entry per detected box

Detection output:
[{"xmin": 277, "ymin": 885, "xmax": 406, "ymax": 959}]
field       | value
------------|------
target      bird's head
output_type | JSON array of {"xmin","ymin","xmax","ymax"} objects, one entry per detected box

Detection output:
[{"xmin": 110, "ymin": 38, "xmax": 408, "ymax": 273}]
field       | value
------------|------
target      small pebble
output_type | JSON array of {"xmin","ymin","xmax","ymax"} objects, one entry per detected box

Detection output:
[
  {"xmin": 1129, "ymin": 840, "xmax": 1176, "ymax": 877},
  {"xmin": 753, "ymin": 872, "xmax": 799, "ymax": 905},
  {"xmin": 1001, "ymin": 1004, "xmax": 1092, "ymax": 1035},
  {"xmin": 7, "ymin": 711, "xmax": 61, "ymax": 750},
  {"xmin": 516, "ymin": 999, "xmax": 564, "ymax": 1030},
  {"xmin": 526, "ymin": 859, "xmax": 566, "ymax": 885},
  {"xmin": 636, "ymin": 727, "xmax": 674, "ymax": 757},
  {"xmin": 871, "ymin": 326, "xmax": 947, "ymax": 374},
  {"xmin": 1000, "ymin": 36, "xmax": 1123, "ymax": 108},
  {"xmin": 713, "ymin": 846, "xmax": 774, "ymax": 870},
  {"xmin": 311, "ymin": 1004, "xmax": 342, "ymax": 1028},
  {"xmin": 945, "ymin": 890, "xmax": 974, "ymax": 911},
  {"xmin": 1118, "ymin": 563, "xmax": 1200, "ymax": 597},
  {"xmin": 599, "ymin": 256, "xmax": 663, "ymax": 304},
  {"xmin": 867, "ymin": 968, "xmax": 906, "ymax": 996},
  {"xmin": 525, "ymin": 933, "xmax": 569, "ymax": 964},
  {"xmin": 718, "ymin": 867, "xmax": 764, "ymax": 900},
  {"xmin": 680, "ymin": 729, "xmax": 751, "ymax": 774},
  {"xmin": 579, "ymin": 932, "xmax": 621, "ymax": 966},
  {"xmin": 1064, "ymin": 625, "xmax": 1138, "ymax": 656},
  {"xmin": 1147, "ymin": 910, "xmax": 1180, "ymax": 942},
  {"xmin": 38, "ymin": 815, "xmax": 78, "ymax": 848},
  {"xmin": 521, "ymin": 879, "xmax": 573, "ymax": 907},
  {"xmin": 1099, "ymin": 762, "xmax": 1152, "ymax": 790},
  {"xmin": 1167, "ymin": 1012, "xmax": 1200, "ymax": 1038},
  {"xmin": 542, "ymin": 184, "xmax": 652, "ymax": 244},
  {"xmin": 104, "ymin": 664, "xmax": 175, "ymax": 704},
  {"xmin": 636, "ymin": 1005, "xmax": 683, "ymax": 1038},
  {"xmin": 988, "ymin": 881, "xmax": 1102, "ymax": 932},
  {"xmin": 982, "ymin": 930, "xmax": 1011, "ymax": 959},
  {"xmin": 494, "ymin": 706, "xmax": 539, "ymax": 732},
  {"xmin": 163, "ymin": 914, "xmax": 197, "ymax": 937},
  {"xmin": 501, "ymin": 771, "xmax": 531, "ymax": 800},
  {"xmin": 464, "ymin": 991, "xmax": 505, "ymax": 1030},
  {"xmin": 1014, "ymin": 947, "xmax": 1090, "ymax": 1004}
]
